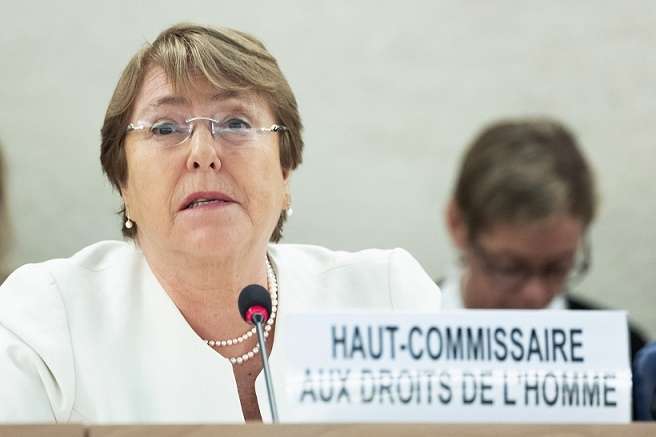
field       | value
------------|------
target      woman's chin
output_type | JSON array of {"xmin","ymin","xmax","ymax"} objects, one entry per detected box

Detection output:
[{"xmin": 179, "ymin": 227, "xmax": 249, "ymax": 258}]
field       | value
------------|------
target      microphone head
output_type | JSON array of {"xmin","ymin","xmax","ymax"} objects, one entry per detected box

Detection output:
[{"xmin": 238, "ymin": 284, "xmax": 272, "ymax": 323}]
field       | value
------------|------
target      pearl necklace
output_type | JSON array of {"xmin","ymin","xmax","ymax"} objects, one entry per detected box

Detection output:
[{"xmin": 204, "ymin": 257, "xmax": 278, "ymax": 365}]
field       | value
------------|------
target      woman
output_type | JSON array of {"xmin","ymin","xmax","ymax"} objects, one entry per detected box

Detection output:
[{"xmin": 0, "ymin": 24, "xmax": 440, "ymax": 423}]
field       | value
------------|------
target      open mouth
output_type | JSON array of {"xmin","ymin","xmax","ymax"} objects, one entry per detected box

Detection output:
[
  {"xmin": 185, "ymin": 198, "xmax": 229, "ymax": 210},
  {"xmin": 180, "ymin": 192, "xmax": 236, "ymax": 211}
]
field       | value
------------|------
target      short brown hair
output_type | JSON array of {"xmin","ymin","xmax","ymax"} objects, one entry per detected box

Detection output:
[
  {"xmin": 453, "ymin": 117, "xmax": 597, "ymax": 238},
  {"xmin": 100, "ymin": 23, "xmax": 303, "ymax": 242}
]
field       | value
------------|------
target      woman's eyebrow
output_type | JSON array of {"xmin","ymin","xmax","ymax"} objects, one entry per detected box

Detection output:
[
  {"xmin": 211, "ymin": 90, "xmax": 242, "ymax": 101},
  {"xmin": 138, "ymin": 91, "xmax": 255, "ymax": 118},
  {"xmin": 147, "ymin": 95, "xmax": 190, "ymax": 109},
  {"xmin": 146, "ymin": 90, "xmax": 249, "ymax": 108}
]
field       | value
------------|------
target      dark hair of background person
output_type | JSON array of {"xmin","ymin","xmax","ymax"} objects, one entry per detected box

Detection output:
[
  {"xmin": 453, "ymin": 117, "xmax": 597, "ymax": 240},
  {"xmin": 100, "ymin": 23, "xmax": 304, "ymax": 242}
]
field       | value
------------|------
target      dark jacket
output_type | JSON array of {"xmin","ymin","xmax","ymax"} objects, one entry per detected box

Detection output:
[{"xmin": 565, "ymin": 294, "xmax": 649, "ymax": 362}]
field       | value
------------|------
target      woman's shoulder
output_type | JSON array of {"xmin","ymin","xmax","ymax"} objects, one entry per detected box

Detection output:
[
  {"xmin": 269, "ymin": 244, "xmax": 441, "ymax": 311},
  {"xmin": 0, "ymin": 240, "xmax": 135, "ymax": 422},
  {"xmin": 8, "ymin": 240, "xmax": 136, "ymax": 276},
  {"xmin": 0, "ymin": 240, "xmax": 140, "ymax": 311},
  {"xmin": 269, "ymin": 243, "xmax": 411, "ymax": 269},
  {"xmin": 57, "ymin": 239, "xmax": 139, "ymax": 272}
]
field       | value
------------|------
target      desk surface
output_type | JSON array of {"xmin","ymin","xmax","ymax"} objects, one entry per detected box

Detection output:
[{"xmin": 2, "ymin": 424, "xmax": 656, "ymax": 437}]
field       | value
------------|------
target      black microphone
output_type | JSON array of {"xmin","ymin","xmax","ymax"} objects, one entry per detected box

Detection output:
[{"xmin": 238, "ymin": 284, "xmax": 279, "ymax": 423}]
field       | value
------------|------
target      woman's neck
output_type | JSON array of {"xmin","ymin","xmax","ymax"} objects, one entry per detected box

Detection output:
[{"xmin": 139, "ymin": 239, "xmax": 270, "ymax": 341}]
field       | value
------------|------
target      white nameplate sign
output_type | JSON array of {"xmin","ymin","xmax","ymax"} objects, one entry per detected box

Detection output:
[{"xmin": 279, "ymin": 310, "xmax": 631, "ymax": 423}]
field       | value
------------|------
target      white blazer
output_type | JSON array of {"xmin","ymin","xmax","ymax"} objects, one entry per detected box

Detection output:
[{"xmin": 0, "ymin": 241, "xmax": 441, "ymax": 423}]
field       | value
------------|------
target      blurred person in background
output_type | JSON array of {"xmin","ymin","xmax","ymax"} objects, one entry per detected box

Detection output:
[{"xmin": 439, "ymin": 117, "xmax": 648, "ymax": 361}]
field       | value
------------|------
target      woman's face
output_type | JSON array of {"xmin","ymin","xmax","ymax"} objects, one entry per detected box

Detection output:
[
  {"xmin": 459, "ymin": 214, "xmax": 585, "ymax": 309},
  {"xmin": 122, "ymin": 67, "xmax": 289, "ymax": 260}
]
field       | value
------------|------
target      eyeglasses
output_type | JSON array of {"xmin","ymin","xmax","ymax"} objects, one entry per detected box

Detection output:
[
  {"xmin": 469, "ymin": 239, "xmax": 591, "ymax": 291},
  {"xmin": 126, "ymin": 116, "xmax": 287, "ymax": 149}
]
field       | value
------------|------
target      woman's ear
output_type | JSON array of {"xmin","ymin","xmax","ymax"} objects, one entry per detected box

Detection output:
[
  {"xmin": 282, "ymin": 169, "xmax": 291, "ymax": 203},
  {"xmin": 446, "ymin": 199, "xmax": 469, "ymax": 250},
  {"xmin": 282, "ymin": 166, "xmax": 291, "ymax": 182},
  {"xmin": 120, "ymin": 186, "xmax": 135, "ymax": 220},
  {"xmin": 119, "ymin": 187, "xmax": 128, "ymax": 213}
]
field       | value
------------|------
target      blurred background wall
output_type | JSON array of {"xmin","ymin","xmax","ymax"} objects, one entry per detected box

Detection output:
[{"xmin": 0, "ymin": 1, "xmax": 654, "ymax": 337}]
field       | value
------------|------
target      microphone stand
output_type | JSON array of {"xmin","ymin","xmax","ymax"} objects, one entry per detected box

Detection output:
[{"xmin": 253, "ymin": 313, "xmax": 279, "ymax": 423}]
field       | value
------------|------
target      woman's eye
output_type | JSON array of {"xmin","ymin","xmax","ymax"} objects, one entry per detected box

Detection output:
[
  {"xmin": 151, "ymin": 121, "xmax": 179, "ymax": 136},
  {"xmin": 223, "ymin": 118, "xmax": 251, "ymax": 130}
]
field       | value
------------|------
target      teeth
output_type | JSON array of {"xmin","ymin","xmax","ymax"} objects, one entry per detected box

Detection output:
[{"xmin": 189, "ymin": 199, "xmax": 221, "ymax": 209}]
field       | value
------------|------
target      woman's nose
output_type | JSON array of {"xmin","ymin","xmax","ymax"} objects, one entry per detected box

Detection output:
[{"xmin": 186, "ymin": 124, "xmax": 221, "ymax": 171}]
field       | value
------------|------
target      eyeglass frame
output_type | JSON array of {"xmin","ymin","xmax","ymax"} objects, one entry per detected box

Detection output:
[
  {"xmin": 125, "ymin": 116, "xmax": 288, "ymax": 148},
  {"xmin": 466, "ymin": 237, "xmax": 592, "ymax": 292}
]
